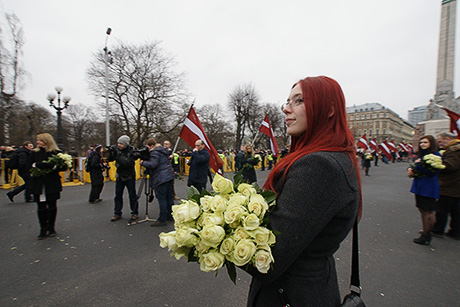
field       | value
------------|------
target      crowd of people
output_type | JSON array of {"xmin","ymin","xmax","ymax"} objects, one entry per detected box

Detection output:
[{"xmin": 1, "ymin": 75, "xmax": 459, "ymax": 306}]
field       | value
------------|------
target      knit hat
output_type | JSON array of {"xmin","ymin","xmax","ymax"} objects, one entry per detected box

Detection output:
[{"xmin": 117, "ymin": 135, "xmax": 130, "ymax": 146}]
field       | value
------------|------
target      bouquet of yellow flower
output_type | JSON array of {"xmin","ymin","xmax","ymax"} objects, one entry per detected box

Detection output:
[
  {"xmin": 159, "ymin": 172, "xmax": 277, "ymax": 283},
  {"xmin": 408, "ymin": 153, "xmax": 445, "ymax": 178},
  {"xmin": 30, "ymin": 153, "xmax": 73, "ymax": 177}
]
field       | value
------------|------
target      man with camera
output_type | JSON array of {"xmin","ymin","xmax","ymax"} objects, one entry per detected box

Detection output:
[
  {"xmin": 107, "ymin": 135, "xmax": 140, "ymax": 222},
  {"xmin": 141, "ymin": 138, "xmax": 176, "ymax": 227}
]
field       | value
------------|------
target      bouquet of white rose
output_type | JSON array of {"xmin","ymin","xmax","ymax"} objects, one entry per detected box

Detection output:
[
  {"xmin": 159, "ymin": 172, "xmax": 277, "ymax": 283},
  {"xmin": 408, "ymin": 153, "xmax": 445, "ymax": 178},
  {"xmin": 30, "ymin": 153, "xmax": 73, "ymax": 177}
]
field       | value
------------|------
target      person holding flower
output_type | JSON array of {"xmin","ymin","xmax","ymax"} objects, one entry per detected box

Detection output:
[
  {"xmin": 30, "ymin": 133, "xmax": 69, "ymax": 239},
  {"xmin": 246, "ymin": 76, "xmax": 361, "ymax": 307},
  {"xmin": 407, "ymin": 135, "xmax": 441, "ymax": 245}
]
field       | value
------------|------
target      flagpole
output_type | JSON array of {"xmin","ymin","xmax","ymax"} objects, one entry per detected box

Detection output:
[
  {"xmin": 251, "ymin": 131, "xmax": 260, "ymax": 147},
  {"xmin": 172, "ymin": 136, "xmax": 180, "ymax": 154}
]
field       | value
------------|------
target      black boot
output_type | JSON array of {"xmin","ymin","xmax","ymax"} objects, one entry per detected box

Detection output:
[
  {"xmin": 47, "ymin": 207, "xmax": 57, "ymax": 237},
  {"xmin": 37, "ymin": 208, "xmax": 48, "ymax": 240},
  {"xmin": 413, "ymin": 233, "xmax": 432, "ymax": 245}
]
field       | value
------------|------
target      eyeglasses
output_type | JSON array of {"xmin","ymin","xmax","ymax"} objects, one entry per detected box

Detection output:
[{"xmin": 280, "ymin": 97, "xmax": 304, "ymax": 111}]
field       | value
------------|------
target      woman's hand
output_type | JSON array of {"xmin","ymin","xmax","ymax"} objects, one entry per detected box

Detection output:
[
  {"xmin": 414, "ymin": 158, "xmax": 421, "ymax": 163},
  {"xmin": 407, "ymin": 168, "xmax": 414, "ymax": 176}
]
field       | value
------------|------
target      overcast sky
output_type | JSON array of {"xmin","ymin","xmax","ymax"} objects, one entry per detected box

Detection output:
[{"xmin": 1, "ymin": 0, "xmax": 457, "ymax": 120}]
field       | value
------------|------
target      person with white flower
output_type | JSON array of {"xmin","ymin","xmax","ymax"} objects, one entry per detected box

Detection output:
[
  {"xmin": 30, "ymin": 133, "xmax": 69, "ymax": 239},
  {"xmin": 246, "ymin": 76, "xmax": 361, "ymax": 307},
  {"xmin": 407, "ymin": 135, "xmax": 441, "ymax": 245},
  {"xmin": 240, "ymin": 144, "xmax": 259, "ymax": 184}
]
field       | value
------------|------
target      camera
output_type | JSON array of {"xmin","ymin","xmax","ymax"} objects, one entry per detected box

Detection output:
[{"xmin": 133, "ymin": 146, "xmax": 150, "ymax": 161}]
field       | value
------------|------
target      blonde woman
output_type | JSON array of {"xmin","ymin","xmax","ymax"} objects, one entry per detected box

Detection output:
[
  {"xmin": 30, "ymin": 133, "xmax": 67, "ymax": 239},
  {"xmin": 240, "ymin": 144, "xmax": 259, "ymax": 184}
]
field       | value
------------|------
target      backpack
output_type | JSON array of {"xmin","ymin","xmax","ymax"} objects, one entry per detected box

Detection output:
[
  {"xmin": 6, "ymin": 151, "xmax": 19, "ymax": 169},
  {"xmin": 85, "ymin": 155, "xmax": 92, "ymax": 173}
]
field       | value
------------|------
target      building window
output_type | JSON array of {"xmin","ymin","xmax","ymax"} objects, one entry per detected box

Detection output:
[
  {"xmin": 383, "ymin": 128, "xmax": 386, "ymax": 135},
  {"xmin": 376, "ymin": 129, "xmax": 379, "ymax": 135},
  {"xmin": 369, "ymin": 130, "xmax": 372, "ymax": 136},
  {"xmin": 364, "ymin": 129, "xmax": 367, "ymax": 135}
]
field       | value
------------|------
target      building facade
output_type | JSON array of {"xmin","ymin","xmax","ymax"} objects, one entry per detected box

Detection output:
[
  {"xmin": 347, "ymin": 103, "xmax": 414, "ymax": 144},
  {"xmin": 408, "ymin": 105, "xmax": 427, "ymax": 126}
]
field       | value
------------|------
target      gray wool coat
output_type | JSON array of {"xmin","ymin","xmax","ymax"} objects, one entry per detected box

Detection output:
[{"xmin": 247, "ymin": 151, "xmax": 360, "ymax": 307}]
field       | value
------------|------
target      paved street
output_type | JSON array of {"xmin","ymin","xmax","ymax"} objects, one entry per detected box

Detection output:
[{"xmin": 1, "ymin": 162, "xmax": 460, "ymax": 306}]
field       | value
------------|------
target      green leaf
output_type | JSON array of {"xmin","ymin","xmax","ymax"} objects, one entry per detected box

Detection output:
[
  {"xmin": 261, "ymin": 190, "xmax": 276, "ymax": 204},
  {"xmin": 187, "ymin": 186, "xmax": 200, "ymax": 200},
  {"xmin": 233, "ymin": 169, "xmax": 244, "ymax": 186},
  {"xmin": 225, "ymin": 261, "xmax": 237, "ymax": 285}
]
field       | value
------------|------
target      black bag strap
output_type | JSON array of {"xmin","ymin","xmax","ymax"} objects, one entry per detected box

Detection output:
[{"xmin": 349, "ymin": 219, "xmax": 362, "ymax": 293}]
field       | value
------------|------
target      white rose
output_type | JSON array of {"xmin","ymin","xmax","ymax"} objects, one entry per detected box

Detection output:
[
  {"xmin": 195, "ymin": 240, "xmax": 212, "ymax": 254},
  {"xmin": 227, "ymin": 193, "xmax": 248, "ymax": 207},
  {"xmin": 199, "ymin": 250, "xmax": 226, "ymax": 272},
  {"xmin": 175, "ymin": 227, "xmax": 199, "ymax": 248},
  {"xmin": 238, "ymin": 183, "xmax": 257, "ymax": 198},
  {"xmin": 254, "ymin": 247, "xmax": 274, "ymax": 273},
  {"xmin": 224, "ymin": 204, "xmax": 247, "ymax": 225},
  {"xmin": 248, "ymin": 194, "xmax": 269, "ymax": 217},
  {"xmin": 159, "ymin": 231, "xmax": 177, "ymax": 251},
  {"xmin": 248, "ymin": 227, "xmax": 276, "ymax": 246},
  {"xmin": 219, "ymin": 236, "xmax": 236, "ymax": 255},
  {"xmin": 242, "ymin": 213, "xmax": 261, "ymax": 231},
  {"xmin": 172, "ymin": 201, "xmax": 201, "ymax": 224},
  {"xmin": 211, "ymin": 174, "xmax": 234, "ymax": 195},
  {"xmin": 233, "ymin": 227, "xmax": 251, "ymax": 240},
  {"xmin": 210, "ymin": 195, "xmax": 228, "ymax": 212},
  {"xmin": 200, "ymin": 224, "xmax": 226, "ymax": 247},
  {"xmin": 200, "ymin": 195, "xmax": 214, "ymax": 212},
  {"xmin": 233, "ymin": 239, "xmax": 257, "ymax": 266},
  {"xmin": 199, "ymin": 212, "xmax": 224, "ymax": 227}
]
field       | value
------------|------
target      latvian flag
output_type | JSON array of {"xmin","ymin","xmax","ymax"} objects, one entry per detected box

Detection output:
[
  {"xmin": 357, "ymin": 134, "xmax": 370, "ymax": 150},
  {"xmin": 442, "ymin": 107, "xmax": 460, "ymax": 138},
  {"xmin": 379, "ymin": 141, "xmax": 393, "ymax": 161},
  {"xmin": 259, "ymin": 114, "xmax": 280, "ymax": 156}
]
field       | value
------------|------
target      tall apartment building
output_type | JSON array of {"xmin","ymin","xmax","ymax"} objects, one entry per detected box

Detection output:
[
  {"xmin": 408, "ymin": 105, "xmax": 427, "ymax": 126},
  {"xmin": 347, "ymin": 103, "xmax": 414, "ymax": 144}
]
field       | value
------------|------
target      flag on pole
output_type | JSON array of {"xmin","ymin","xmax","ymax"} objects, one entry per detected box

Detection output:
[
  {"xmin": 179, "ymin": 106, "xmax": 224, "ymax": 173},
  {"xmin": 442, "ymin": 107, "xmax": 460, "ymax": 138},
  {"xmin": 379, "ymin": 141, "xmax": 393, "ymax": 161},
  {"xmin": 399, "ymin": 142, "xmax": 409, "ymax": 152},
  {"xmin": 387, "ymin": 140, "xmax": 397, "ymax": 151},
  {"xmin": 357, "ymin": 134, "xmax": 370, "ymax": 150},
  {"xmin": 369, "ymin": 138, "xmax": 379, "ymax": 152},
  {"xmin": 258, "ymin": 114, "xmax": 280, "ymax": 156}
]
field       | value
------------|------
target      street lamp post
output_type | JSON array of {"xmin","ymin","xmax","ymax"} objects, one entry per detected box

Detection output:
[
  {"xmin": 47, "ymin": 86, "xmax": 71, "ymax": 150},
  {"xmin": 104, "ymin": 27, "xmax": 112, "ymax": 147}
]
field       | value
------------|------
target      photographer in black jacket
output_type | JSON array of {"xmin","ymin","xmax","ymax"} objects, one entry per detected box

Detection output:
[
  {"xmin": 107, "ymin": 135, "xmax": 140, "ymax": 222},
  {"xmin": 7, "ymin": 141, "xmax": 34, "ymax": 203}
]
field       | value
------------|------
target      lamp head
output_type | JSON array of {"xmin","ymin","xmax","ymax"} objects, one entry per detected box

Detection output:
[
  {"xmin": 55, "ymin": 86, "xmax": 63, "ymax": 93},
  {"xmin": 63, "ymin": 96, "xmax": 71, "ymax": 103},
  {"xmin": 106, "ymin": 28, "xmax": 112, "ymax": 35},
  {"xmin": 47, "ymin": 93, "xmax": 56, "ymax": 102}
]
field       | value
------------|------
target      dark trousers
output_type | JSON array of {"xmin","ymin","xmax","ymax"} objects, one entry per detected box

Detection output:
[
  {"xmin": 433, "ymin": 195, "xmax": 460, "ymax": 236},
  {"xmin": 114, "ymin": 178, "xmax": 138, "ymax": 216},
  {"xmin": 37, "ymin": 200, "xmax": 57, "ymax": 231},
  {"xmin": 89, "ymin": 183, "xmax": 104, "ymax": 202},
  {"xmin": 154, "ymin": 180, "xmax": 174, "ymax": 222},
  {"xmin": 11, "ymin": 171, "xmax": 33, "ymax": 201}
]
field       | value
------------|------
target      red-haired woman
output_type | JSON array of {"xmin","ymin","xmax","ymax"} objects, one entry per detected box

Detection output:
[{"xmin": 246, "ymin": 76, "xmax": 361, "ymax": 307}]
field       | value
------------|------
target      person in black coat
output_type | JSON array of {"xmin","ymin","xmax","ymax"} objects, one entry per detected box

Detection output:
[
  {"xmin": 141, "ymin": 138, "xmax": 176, "ymax": 226},
  {"xmin": 7, "ymin": 141, "xmax": 34, "ymax": 202},
  {"xmin": 30, "ymin": 133, "xmax": 68, "ymax": 240},
  {"xmin": 87, "ymin": 145, "xmax": 106, "ymax": 203},
  {"xmin": 187, "ymin": 139, "xmax": 210, "ymax": 193},
  {"xmin": 240, "ymin": 144, "xmax": 259, "ymax": 184},
  {"xmin": 246, "ymin": 76, "xmax": 361, "ymax": 307}
]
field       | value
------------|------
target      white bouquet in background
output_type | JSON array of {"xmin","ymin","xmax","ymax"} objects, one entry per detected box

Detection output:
[{"xmin": 159, "ymin": 172, "xmax": 277, "ymax": 283}]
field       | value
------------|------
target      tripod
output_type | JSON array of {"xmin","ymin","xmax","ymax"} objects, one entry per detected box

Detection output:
[{"xmin": 128, "ymin": 169, "xmax": 156, "ymax": 226}]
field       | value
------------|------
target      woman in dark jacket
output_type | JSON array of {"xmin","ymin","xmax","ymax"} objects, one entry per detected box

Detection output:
[
  {"xmin": 30, "ymin": 133, "xmax": 68, "ymax": 239},
  {"xmin": 240, "ymin": 144, "xmax": 259, "ymax": 184},
  {"xmin": 88, "ymin": 145, "xmax": 106, "ymax": 203},
  {"xmin": 246, "ymin": 76, "xmax": 361, "ymax": 307},
  {"xmin": 141, "ymin": 138, "xmax": 176, "ymax": 227},
  {"xmin": 407, "ymin": 135, "xmax": 441, "ymax": 245}
]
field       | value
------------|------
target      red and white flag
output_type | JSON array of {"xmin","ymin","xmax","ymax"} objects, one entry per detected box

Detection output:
[
  {"xmin": 387, "ymin": 140, "xmax": 397, "ymax": 151},
  {"xmin": 379, "ymin": 141, "xmax": 393, "ymax": 161},
  {"xmin": 357, "ymin": 134, "xmax": 370, "ymax": 150},
  {"xmin": 442, "ymin": 107, "xmax": 460, "ymax": 138},
  {"xmin": 369, "ymin": 138, "xmax": 379, "ymax": 152},
  {"xmin": 259, "ymin": 114, "xmax": 280, "ymax": 156},
  {"xmin": 179, "ymin": 106, "xmax": 224, "ymax": 173},
  {"xmin": 399, "ymin": 142, "xmax": 409, "ymax": 152}
]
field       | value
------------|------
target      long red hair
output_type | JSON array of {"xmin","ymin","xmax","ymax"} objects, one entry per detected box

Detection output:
[{"xmin": 264, "ymin": 76, "xmax": 362, "ymax": 218}]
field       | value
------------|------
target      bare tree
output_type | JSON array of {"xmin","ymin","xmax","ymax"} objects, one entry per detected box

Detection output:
[
  {"xmin": 86, "ymin": 40, "xmax": 189, "ymax": 147},
  {"xmin": 227, "ymin": 83, "xmax": 260, "ymax": 149},
  {"xmin": 0, "ymin": 12, "xmax": 27, "ymax": 145},
  {"xmin": 195, "ymin": 104, "xmax": 233, "ymax": 150}
]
